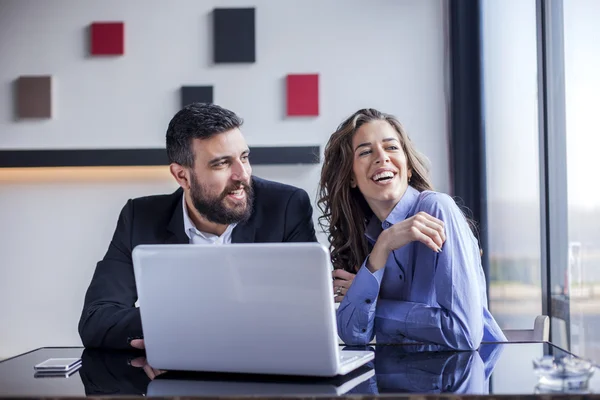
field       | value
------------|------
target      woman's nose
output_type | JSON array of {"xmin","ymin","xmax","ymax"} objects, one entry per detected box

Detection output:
[{"xmin": 374, "ymin": 147, "xmax": 390, "ymax": 164}]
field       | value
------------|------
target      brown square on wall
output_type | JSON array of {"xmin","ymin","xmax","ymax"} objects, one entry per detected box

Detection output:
[{"xmin": 17, "ymin": 76, "xmax": 52, "ymax": 119}]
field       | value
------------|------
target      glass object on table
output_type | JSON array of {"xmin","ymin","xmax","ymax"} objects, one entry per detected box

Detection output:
[{"xmin": 533, "ymin": 354, "xmax": 595, "ymax": 393}]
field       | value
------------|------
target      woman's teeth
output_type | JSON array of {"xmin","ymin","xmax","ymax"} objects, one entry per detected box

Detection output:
[{"xmin": 372, "ymin": 171, "xmax": 394, "ymax": 181}]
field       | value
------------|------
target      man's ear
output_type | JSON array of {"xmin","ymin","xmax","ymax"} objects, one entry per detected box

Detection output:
[{"xmin": 169, "ymin": 163, "xmax": 191, "ymax": 190}]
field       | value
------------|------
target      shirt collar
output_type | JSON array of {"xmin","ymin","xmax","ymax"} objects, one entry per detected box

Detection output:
[
  {"xmin": 181, "ymin": 193, "xmax": 236, "ymax": 240},
  {"xmin": 182, "ymin": 193, "xmax": 196, "ymax": 239},
  {"xmin": 365, "ymin": 185, "xmax": 420, "ymax": 243}
]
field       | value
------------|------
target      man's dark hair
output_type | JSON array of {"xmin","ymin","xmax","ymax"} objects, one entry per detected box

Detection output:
[{"xmin": 166, "ymin": 102, "xmax": 244, "ymax": 167}]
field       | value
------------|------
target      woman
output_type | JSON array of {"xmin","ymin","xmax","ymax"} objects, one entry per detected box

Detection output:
[{"xmin": 318, "ymin": 108, "xmax": 506, "ymax": 349}]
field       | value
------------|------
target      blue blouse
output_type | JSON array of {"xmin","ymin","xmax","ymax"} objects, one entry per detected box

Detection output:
[{"xmin": 337, "ymin": 186, "xmax": 506, "ymax": 349}]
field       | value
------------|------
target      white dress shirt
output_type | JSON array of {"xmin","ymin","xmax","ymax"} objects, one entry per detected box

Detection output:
[{"xmin": 182, "ymin": 194, "xmax": 236, "ymax": 245}]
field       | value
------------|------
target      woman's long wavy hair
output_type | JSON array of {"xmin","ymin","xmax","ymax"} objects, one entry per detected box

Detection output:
[{"xmin": 317, "ymin": 108, "xmax": 434, "ymax": 272}]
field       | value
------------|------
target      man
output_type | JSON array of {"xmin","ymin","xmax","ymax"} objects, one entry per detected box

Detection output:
[{"xmin": 78, "ymin": 103, "xmax": 317, "ymax": 349}]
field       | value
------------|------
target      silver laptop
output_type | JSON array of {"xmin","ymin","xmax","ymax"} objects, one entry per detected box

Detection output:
[{"xmin": 131, "ymin": 242, "xmax": 374, "ymax": 377}]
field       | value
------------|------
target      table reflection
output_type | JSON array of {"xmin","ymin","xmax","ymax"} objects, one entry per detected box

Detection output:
[
  {"xmin": 78, "ymin": 343, "xmax": 504, "ymax": 396},
  {"xmin": 79, "ymin": 349, "xmax": 149, "ymax": 396},
  {"xmin": 347, "ymin": 342, "xmax": 504, "ymax": 395}
]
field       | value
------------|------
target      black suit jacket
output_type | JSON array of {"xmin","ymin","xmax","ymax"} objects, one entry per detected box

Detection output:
[{"xmin": 78, "ymin": 176, "xmax": 317, "ymax": 349}]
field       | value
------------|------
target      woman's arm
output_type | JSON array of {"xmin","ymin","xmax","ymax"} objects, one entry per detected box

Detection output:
[
  {"xmin": 336, "ymin": 262, "xmax": 383, "ymax": 345},
  {"xmin": 375, "ymin": 192, "xmax": 485, "ymax": 350},
  {"xmin": 336, "ymin": 203, "xmax": 448, "ymax": 345}
]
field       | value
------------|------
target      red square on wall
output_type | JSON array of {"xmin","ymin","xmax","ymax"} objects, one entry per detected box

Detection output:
[
  {"xmin": 90, "ymin": 22, "xmax": 124, "ymax": 55},
  {"xmin": 286, "ymin": 74, "xmax": 319, "ymax": 116}
]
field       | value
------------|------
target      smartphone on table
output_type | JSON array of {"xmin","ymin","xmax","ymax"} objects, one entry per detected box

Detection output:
[{"xmin": 33, "ymin": 358, "xmax": 82, "ymax": 377}]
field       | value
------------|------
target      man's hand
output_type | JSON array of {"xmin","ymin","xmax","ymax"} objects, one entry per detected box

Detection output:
[
  {"xmin": 130, "ymin": 339, "xmax": 145, "ymax": 350},
  {"xmin": 129, "ymin": 356, "xmax": 165, "ymax": 380},
  {"xmin": 128, "ymin": 339, "xmax": 164, "ymax": 380},
  {"xmin": 332, "ymin": 269, "xmax": 356, "ymax": 303}
]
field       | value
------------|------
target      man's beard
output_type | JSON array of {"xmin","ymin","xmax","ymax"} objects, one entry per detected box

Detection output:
[{"xmin": 189, "ymin": 172, "xmax": 254, "ymax": 225}]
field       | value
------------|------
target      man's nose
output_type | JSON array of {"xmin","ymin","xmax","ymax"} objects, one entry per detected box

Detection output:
[{"xmin": 231, "ymin": 160, "xmax": 250, "ymax": 182}]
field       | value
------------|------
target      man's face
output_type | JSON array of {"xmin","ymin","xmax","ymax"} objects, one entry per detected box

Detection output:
[{"xmin": 188, "ymin": 129, "xmax": 253, "ymax": 225}]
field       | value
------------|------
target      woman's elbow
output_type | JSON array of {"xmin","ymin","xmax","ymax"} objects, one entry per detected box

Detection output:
[
  {"xmin": 448, "ymin": 322, "xmax": 484, "ymax": 350},
  {"xmin": 455, "ymin": 332, "xmax": 482, "ymax": 350}
]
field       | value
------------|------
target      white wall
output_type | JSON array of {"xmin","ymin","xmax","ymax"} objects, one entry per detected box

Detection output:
[{"xmin": 0, "ymin": 0, "xmax": 449, "ymax": 357}]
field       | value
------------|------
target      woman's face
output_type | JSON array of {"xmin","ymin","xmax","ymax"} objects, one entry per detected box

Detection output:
[{"xmin": 351, "ymin": 120, "xmax": 411, "ymax": 217}]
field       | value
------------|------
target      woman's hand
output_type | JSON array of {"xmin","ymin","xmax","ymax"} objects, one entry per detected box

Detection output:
[
  {"xmin": 367, "ymin": 211, "xmax": 446, "ymax": 272},
  {"xmin": 384, "ymin": 211, "xmax": 446, "ymax": 252},
  {"xmin": 332, "ymin": 269, "xmax": 356, "ymax": 303}
]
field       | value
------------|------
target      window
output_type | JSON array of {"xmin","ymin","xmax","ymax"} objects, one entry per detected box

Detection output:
[
  {"xmin": 563, "ymin": 0, "xmax": 600, "ymax": 360},
  {"xmin": 482, "ymin": 0, "xmax": 543, "ymax": 330}
]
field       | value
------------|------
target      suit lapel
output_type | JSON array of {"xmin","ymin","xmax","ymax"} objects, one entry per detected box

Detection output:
[
  {"xmin": 165, "ymin": 191, "xmax": 189, "ymax": 244},
  {"xmin": 231, "ymin": 221, "xmax": 256, "ymax": 243}
]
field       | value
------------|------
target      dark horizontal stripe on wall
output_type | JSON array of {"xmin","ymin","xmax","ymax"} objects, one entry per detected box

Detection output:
[{"xmin": 0, "ymin": 146, "xmax": 321, "ymax": 168}]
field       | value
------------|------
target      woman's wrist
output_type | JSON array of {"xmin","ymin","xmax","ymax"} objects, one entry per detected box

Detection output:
[{"xmin": 367, "ymin": 232, "xmax": 391, "ymax": 272}]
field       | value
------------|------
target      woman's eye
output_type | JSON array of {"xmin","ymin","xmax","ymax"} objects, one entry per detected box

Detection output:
[{"xmin": 359, "ymin": 150, "xmax": 372, "ymax": 157}]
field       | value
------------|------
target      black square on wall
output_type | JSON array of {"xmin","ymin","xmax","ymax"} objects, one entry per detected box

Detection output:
[
  {"xmin": 213, "ymin": 8, "xmax": 255, "ymax": 63},
  {"xmin": 181, "ymin": 86, "xmax": 213, "ymax": 108}
]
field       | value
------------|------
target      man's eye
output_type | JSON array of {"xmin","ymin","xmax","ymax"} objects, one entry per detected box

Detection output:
[{"xmin": 241, "ymin": 155, "xmax": 249, "ymax": 162}]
